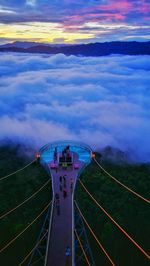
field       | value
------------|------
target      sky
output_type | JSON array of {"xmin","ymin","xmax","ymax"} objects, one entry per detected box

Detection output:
[
  {"xmin": 0, "ymin": 52, "xmax": 150, "ymax": 161},
  {"xmin": 0, "ymin": 0, "xmax": 150, "ymax": 44}
]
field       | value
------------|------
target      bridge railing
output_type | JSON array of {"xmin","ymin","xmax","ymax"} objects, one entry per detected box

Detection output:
[{"xmin": 39, "ymin": 140, "xmax": 93, "ymax": 154}]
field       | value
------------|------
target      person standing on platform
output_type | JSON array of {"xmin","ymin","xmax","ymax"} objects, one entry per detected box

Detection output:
[
  {"xmin": 63, "ymin": 175, "xmax": 66, "ymax": 188},
  {"xmin": 63, "ymin": 188, "xmax": 67, "ymax": 198},
  {"xmin": 59, "ymin": 175, "xmax": 62, "ymax": 183},
  {"xmin": 65, "ymin": 246, "xmax": 71, "ymax": 266},
  {"xmin": 70, "ymin": 178, "xmax": 73, "ymax": 193}
]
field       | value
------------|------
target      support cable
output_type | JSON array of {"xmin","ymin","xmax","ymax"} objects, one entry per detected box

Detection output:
[
  {"xmin": 75, "ymin": 229, "xmax": 91, "ymax": 266},
  {"xmin": 0, "ymin": 202, "xmax": 51, "ymax": 253},
  {"xmin": 0, "ymin": 179, "xmax": 50, "ymax": 220},
  {"xmin": 75, "ymin": 201, "xmax": 116, "ymax": 266},
  {"xmin": 0, "ymin": 159, "xmax": 37, "ymax": 182},
  {"xmin": 79, "ymin": 179, "xmax": 150, "ymax": 260},
  {"xmin": 94, "ymin": 158, "xmax": 150, "ymax": 204},
  {"xmin": 19, "ymin": 230, "xmax": 48, "ymax": 266}
]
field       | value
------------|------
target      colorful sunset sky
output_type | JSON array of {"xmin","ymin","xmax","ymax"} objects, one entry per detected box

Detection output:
[{"xmin": 0, "ymin": 0, "xmax": 150, "ymax": 44}]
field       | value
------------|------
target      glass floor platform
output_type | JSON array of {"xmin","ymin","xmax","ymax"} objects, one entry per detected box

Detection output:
[{"xmin": 40, "ymin": 141, "xmax": 92, "ymax": 164}]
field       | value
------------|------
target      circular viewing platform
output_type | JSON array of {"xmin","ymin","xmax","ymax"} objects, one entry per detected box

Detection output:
[{"xmin": 39, "ymin": 140, "xmax": 92, "ymax": 165}]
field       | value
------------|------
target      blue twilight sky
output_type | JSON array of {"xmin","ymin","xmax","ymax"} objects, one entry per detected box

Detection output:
[{"xmin": 0, "ymin": 0, "xmax": 150, "ymax": 44}]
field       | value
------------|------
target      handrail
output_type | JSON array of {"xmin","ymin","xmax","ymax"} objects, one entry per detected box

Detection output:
[{"xmin": 39, "ymin": 140, "xmax": 93, "ymax": 154}]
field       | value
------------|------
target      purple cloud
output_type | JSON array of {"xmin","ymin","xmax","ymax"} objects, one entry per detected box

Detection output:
[{"xmin": 0, "ymin": 0, "xmax": 150, "ymax": 43}]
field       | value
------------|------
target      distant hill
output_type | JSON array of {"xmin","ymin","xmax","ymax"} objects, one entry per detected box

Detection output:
[
  {"xmin": 99, "ymin": 146, "xmax": 130, "ymax": 163},
  {"xmin": 0, "ymin": 41, "xmax": 150, "ymax": 56},
  {"xmin": 0, "ymin": 41, "xmax": 68, "ymax": 49}
]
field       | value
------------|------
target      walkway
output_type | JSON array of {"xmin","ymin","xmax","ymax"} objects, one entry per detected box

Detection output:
[{"xmin": 45, "ymin": 152, "xmax": 84, "ymax": 266}]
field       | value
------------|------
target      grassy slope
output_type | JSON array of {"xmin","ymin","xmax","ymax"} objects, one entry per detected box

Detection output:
[
  {"xmin": 75, "ymin": 156, "xmax": 150, "ymax": 266},
  {"xmin": 0, "ymin": 145, "xmax": 52, "ymax": 266}
]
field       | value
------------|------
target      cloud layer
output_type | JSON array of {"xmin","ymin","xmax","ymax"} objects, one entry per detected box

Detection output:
[{"xmin": 0, "ymin": 52, "xmax": 150, "ymax": 161}]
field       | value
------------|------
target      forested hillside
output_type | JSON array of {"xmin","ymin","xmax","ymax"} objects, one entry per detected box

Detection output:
[
  {"xmin": 0, "ymin": 145, "xmax": 52, "ymax": 266},
  {"xmin": 75, "ymin": 155, "xmax": 150, "ymax": 266},
  {"xmin": 0, "ymin": 145, "xmax": 149, "ymax": 266}
]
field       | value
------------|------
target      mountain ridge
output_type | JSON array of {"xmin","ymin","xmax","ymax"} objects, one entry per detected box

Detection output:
[{"xmin": 0, "ymin": 41, "xmax": 150, "ymax": 56}]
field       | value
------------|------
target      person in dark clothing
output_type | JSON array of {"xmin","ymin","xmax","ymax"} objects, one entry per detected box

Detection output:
[
  {"xmin": 59, "ymin": 176, "xmax": 62, "ymax": 183},
  {"xmin": 63, "ymin": 175, "xmax": 66, "ymax": 181},
  {"xmin": 63, "ymin": 175, "xmax": 66, "ymax": 184},
  {"xmin": 70, "ymin": 178, "xmax": 73, "ymax": 193},
  {"xmin": 63, "ymin": 188, "xmax": 67, "ymax": 198}
]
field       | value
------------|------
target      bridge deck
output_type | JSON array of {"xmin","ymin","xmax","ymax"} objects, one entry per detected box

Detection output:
[{"xmin": 45, "ymin": 153, "xmax": 84, "ymax": 266}]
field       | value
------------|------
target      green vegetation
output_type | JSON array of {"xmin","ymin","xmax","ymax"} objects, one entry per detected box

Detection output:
[
  {"xmin": 75, "ymin": 155, "xmax": 150, "ymax": 266},
  {"xmin": 0, "ymin": 145, "xmax": 149, "ymax": 266},
  {"xmin": 0, "ymin": 145, "xmax": 52, "ymax": 266}
]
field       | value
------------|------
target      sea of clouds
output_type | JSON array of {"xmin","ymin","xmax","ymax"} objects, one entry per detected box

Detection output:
[{"xmin": 0, "ymin": 52, "xmax": 150, "ymax": 161}]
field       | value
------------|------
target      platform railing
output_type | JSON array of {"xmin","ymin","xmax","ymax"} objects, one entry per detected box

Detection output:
[{"xmin": 39, "ymin": 140, "xmax": 93, "ymax": 155}]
